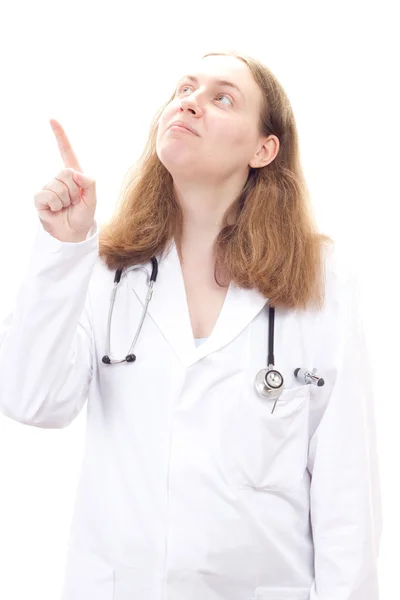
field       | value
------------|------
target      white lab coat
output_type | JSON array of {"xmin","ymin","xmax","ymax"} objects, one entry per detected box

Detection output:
[{"xmin": 0, "ymin": 220, "xmax": 382, "ymax": 600}]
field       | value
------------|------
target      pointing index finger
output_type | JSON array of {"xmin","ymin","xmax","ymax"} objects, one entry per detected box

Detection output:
[{"xmin": 49, "ymin": 119, "xmax": 83, "ymax": 173}]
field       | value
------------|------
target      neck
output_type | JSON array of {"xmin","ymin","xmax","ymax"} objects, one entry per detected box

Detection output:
[{"xmin": 173, "ymin": 175, "xmax": 244, "ymax": 261}]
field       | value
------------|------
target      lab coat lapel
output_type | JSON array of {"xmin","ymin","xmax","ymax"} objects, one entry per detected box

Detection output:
[
  {"xmin": 129, "ymin": 241, "xmax": 194, "ymax": 366},
  {"xmin": 194, "ymin": 283, "xmax": 268, "ymax": 361},
  {"xmin": 129, "ymin": 241, "xmax": 268, "ymax": 366}
]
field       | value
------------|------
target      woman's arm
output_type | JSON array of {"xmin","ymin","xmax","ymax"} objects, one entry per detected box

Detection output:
[
  {"xmin": 307, "ymin": 260, "xmax": 382, "ymax": 600},
  {"xmin": 0, "ymin": 221, "xmax": 98, "ymax": 428}
]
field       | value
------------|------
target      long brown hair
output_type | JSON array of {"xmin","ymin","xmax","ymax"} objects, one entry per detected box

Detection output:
[{"xmin": 98, "ymin": 50, "xmax": 334, "ymax": 311}]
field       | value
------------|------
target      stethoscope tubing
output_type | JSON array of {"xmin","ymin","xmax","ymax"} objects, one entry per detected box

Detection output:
[
  {"xmin": 102, "ymin": 258, "xmax": 276, "ymax": 369},
  {"xmin": 102, "ymin": 259, "xmax": 158, "ymax": 365}
]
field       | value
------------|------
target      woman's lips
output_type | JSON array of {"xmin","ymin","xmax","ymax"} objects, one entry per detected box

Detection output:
[{"xmin": 169, "ymin": 125, "xmax": 195, "ymax": 134}]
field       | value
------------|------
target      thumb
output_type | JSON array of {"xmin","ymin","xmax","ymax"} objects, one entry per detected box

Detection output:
[
  {"xmin": 71, "ymin": 169, "xmax": 96, "ymax": 205},
  {"xmin": 71, "ymin": 169, "xmax": 94, "ymax": 190}
]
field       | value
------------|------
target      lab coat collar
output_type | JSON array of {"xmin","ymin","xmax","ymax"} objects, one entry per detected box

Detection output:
[{"xmin": 129, "ymin": 241, "xmax": 268, "ymax": 367}]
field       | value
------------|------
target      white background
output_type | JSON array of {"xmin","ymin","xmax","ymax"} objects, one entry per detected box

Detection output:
[{"xmin": 0, "ymin": 1, "xmax": 398, "ymax": 598}]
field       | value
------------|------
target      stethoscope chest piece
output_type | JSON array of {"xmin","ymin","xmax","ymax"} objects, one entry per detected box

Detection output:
[{"xmin": 254, "ymin": 367, "xmax": 285, "ymax": 400}]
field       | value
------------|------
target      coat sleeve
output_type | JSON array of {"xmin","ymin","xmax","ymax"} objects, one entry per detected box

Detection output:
[
  {"xmin": 307, "ymin": 257, "xmax": 382, "ymax": 600},
  {"xmin": 0, "ymin": 220, "xmax": 99, "ymax": 429}
]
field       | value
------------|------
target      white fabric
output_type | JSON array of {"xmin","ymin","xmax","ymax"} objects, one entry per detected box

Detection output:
[{"xmin": 0, "ymin": 220, "xmax": 382, "ymax": 600}]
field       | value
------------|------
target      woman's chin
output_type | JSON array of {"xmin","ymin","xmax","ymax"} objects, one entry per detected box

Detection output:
[{"xmin": 158, "ymin": 149, "xmax": 201, "ymax": 176}]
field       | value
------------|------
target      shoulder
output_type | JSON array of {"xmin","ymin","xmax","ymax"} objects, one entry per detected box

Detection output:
[
  {"xmin": 311, "ymin": 242, "xmax": 365, "ymax": 360},
  {"xmin": 321, "ymin": 241, "xmax": 360, "ymax": 308}
]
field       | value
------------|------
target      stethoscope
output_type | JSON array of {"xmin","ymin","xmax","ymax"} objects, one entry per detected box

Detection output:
[
  {"xmin": 102, "ymin": 258, "xmax": 325, "ymax": 413},
  {"xmin": 102, "ymin": 258, "xmax": 158, "ymax": 366}
]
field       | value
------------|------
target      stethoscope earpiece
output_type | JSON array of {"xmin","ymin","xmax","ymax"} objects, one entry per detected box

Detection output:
[{"xmin": 102, "ymin": 353, "xmax": 136, "ymax": 364}]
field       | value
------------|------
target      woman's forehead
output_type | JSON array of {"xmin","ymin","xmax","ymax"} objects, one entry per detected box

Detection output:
[{"xmin": 177, "ymin": 55, "xmax": 247, "ymax": 82}]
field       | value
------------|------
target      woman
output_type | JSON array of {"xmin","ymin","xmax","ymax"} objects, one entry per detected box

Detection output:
[{"xmin": 0, "ymin": 50, "xmax": 381, "ymax": 600}]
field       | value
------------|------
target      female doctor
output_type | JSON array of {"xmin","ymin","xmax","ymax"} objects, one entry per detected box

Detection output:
[{"xmin": 0, "ymin": 51, "xmax": 381, "ymax": 600}]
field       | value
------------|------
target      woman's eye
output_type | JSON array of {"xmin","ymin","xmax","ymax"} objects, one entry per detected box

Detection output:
[
  {"xmin": 215, "ymin": 94, "xmax": 232, "ymax": 105},
  {"xmin": 177, "ymin": 86, "xmax": 232, "ymax": 105}
]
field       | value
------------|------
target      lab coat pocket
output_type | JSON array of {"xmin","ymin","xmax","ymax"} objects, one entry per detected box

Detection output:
[
  {"xmin": 254, "ymin": 585, "xmax": 310, "ymax": 599},
  {"xmin": 229, "ymin": 384, "xmax": 310, "ymax": 492},
  {"xmin": 61, "ymin": 544, "xmax": 115, "ymax": 600}
]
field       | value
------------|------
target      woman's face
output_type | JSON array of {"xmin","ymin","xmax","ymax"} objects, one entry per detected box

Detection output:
[{"xmin": 156, "ymin": 55, "xmax": 267, "ymax": 182}]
